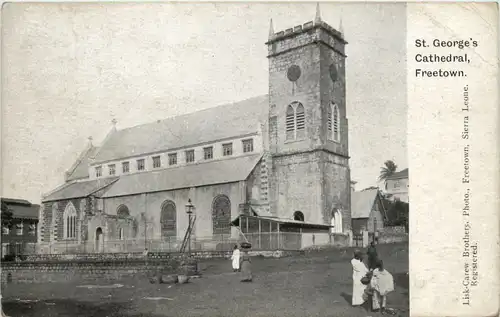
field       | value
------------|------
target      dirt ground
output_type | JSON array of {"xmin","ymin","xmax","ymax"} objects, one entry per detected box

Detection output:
[{"xmin": 1, "ymin": 243, "xmax": 409, "ymax": 317}]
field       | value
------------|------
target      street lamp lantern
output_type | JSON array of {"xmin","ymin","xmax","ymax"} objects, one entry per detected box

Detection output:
[
  {"xmin": 185, "ymin": 199, "xmax": 194, "ymax": 215},
  {"xmin": 185, "ymin": 199, "xmax": 195, "ymax": 255}
]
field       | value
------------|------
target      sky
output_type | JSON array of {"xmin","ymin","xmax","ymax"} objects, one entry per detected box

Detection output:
[{"xmin": 1, "ymin": 2, "xmax": 407, "ymax": 204}]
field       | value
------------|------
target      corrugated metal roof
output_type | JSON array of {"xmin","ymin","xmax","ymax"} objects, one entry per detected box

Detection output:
[
  {"xmin": 66, "ymin": 146, "xmax": 100, "ymax": 181},
  {"xmin": 42, "ymin": 177, "xmax": 119, "ymax": 202},
  {"xmin": 231, "ymin": 214, "xmax": 331, "ymax": 229},
  {"xmin": 385, "ymin": 168, "xmax": 409, "ymax": 180},
  {"xmin": 93, "ymin": 95, "xmax": 269, "ymax": 164},
  {"xmin": 101, "ymin": 154, "xmax": 262, "ymax": 198},
  {"xmin": 351, "ymin": 188, "xmax": 379, "ymax": 219}
]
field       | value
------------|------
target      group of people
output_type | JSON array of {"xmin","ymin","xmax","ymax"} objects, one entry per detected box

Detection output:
[
  {"xmin": 231, "ymin": 244, "xmax": 252, "ymax": 282},
  {"xmin": 351, "ymin": 242, "xmax": 395, "ymax": 314},
  {"xmin": 229, "ymin": 240, "xmax": 393, "ymax": 313}
]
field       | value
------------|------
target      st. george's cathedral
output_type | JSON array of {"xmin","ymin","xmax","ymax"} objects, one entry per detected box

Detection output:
[{"xmin": 38, "ymin": 7, "xmax": 354, "ymax": 253}]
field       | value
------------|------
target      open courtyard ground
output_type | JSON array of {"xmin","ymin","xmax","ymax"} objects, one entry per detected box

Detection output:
[{"xmin": 2, "ymin": 243, "xmax": 409, "ymax": 317}]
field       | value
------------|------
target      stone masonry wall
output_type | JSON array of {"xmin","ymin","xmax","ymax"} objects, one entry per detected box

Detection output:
[{"xmin": 1, "ymin": 250, "xmax": 303, "ymax": 285}]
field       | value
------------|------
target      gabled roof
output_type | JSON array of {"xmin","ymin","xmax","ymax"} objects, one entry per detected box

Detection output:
[
  {"xmin": 1, "ymin": 198, "xmax": 32, "ymax": 206},
  {"xmin": 42, "ymin": 177, "xmax": 119, "ymax": 203},
  {"xmin": 66, "ymin": 146, "xmax": 100, "ymax": 181},
  {"xmin": 1, "ymin": 198, "xmax": 39, "ymax": 220},
  {"xmin": 92, "ymin": 95, "xmax": 269, "ymax": 164},
  {"xmin": 351, "ymin": 188, "xmax": 385, "ymax": 219},
  {"xmin": 385, "ymin": 168, "xmax": 409, "ymax": 181},
  {"xmin": 101, "ymin": 154, "xmax": 262, "ymax": 198}
]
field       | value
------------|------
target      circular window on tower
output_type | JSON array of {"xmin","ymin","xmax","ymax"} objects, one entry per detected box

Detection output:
[{"xmin": 287, "ymin": 65, "xmax": 301, "ymax": 82}]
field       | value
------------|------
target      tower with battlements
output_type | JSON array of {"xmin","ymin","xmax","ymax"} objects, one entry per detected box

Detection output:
[{"xmin": 266, "ymin": 5, "xmax": 351, "ymax": 233}]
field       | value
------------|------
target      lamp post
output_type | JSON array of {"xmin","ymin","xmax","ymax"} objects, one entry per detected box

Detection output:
[{"xmin": 185, "ymin": 199, "xmax": 195, "ymax": 255}]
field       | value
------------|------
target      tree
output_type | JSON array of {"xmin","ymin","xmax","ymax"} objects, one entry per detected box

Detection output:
[
  {"xmin": 378, "ymin": 160, "xmax": 398, "ymax": 182},
  {"xmin": 1, "ymin": 201, "xmax": 14, "ymax": 230}
]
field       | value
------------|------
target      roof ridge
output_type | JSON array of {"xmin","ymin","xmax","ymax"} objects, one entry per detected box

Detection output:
[
  {"xmin": 117, "ymin": 95, "xmax": 268, "ymax": 133},
  {"xmin": 65, "ymin": 145, "xmax": 97, "ymax": 179}
]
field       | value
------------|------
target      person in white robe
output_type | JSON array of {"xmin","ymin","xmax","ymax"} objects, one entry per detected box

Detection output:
[
  {"xmin": 370, "ymin": 260, "xmax": 395, "ymax": 312},
  {"xmin": 231, "ymin": 245, "xmax": 241, "ymax": 272},
  {"xmin": 351, "ymin": 250, "xmax": 369, "ymax": 306}
]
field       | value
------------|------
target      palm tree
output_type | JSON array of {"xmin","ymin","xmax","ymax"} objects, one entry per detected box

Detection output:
[{"xmin": 378, "ymin": 160, "xmax": 398, "ymax": 182}]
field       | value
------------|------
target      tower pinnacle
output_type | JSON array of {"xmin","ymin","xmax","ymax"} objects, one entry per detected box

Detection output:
[
  {"xmin": 269, "ymin": 18, "xmax": 274, "ymax": 39},
  {"xmin": 314, "ymin": 3, "xmax": 322, "ymax": 24}
]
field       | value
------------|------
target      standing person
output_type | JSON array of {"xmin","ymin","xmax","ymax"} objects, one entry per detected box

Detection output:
[
  {"xmin": 231, "ymin": 244, "xmax": 241, "ymax": 272},
  {"xmin": 370, "ymin": 260, "xmax": 395, "ymax": 313},
  {"xmin": 240, "ymin": 249, "xmax": 252, "ymax": 282},
  {"xmin": 367, "ymin": 241, "xmax": 378, "ymax": 270},
  {"xmin": 351, "ymin": 250, "xmax": 369, "ymax": 307}
]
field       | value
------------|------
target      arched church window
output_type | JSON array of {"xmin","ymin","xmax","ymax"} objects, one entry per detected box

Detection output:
[
  {"xmin": 285, "ymin": 105, "xmax": 295, "ymax": 140},
  {"xmin": 293, "ymin": 211, "xmax": 305, "ymax": 221},
  {"xmin": 117, "ymin": 205, "xmax": 130, "ymax": 218},
  {"xmin": 212, "ymin": 195, "xmax": 231, "ymax": 236},
  {"xmin": 285, "ymin": 102, "xmax": 306, "ymax": 141},
  {"xmin": 160, "ymin": 200, "xmax": 176, "ymax": 238},
  {"xmin": 63, "ymin": 202, "xmax": 77, "ymax": 239}
]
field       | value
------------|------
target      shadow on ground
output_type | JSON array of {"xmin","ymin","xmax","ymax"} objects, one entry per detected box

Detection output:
[
  {"xmin": 3, "ymin": 299, "xmax": 135, "ymax": 317},
  {"xmin": 393, "ymin": 272, "xmax": 409, "ymax": 290}
]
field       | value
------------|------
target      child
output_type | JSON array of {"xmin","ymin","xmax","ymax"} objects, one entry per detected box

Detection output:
[
  {"xmin": 231, "ymin": 244, "xmax": 240, "ymax": 272},
  {"xmin": 370, "ymin": 260, "xmax": 395, "ymax": 313}
]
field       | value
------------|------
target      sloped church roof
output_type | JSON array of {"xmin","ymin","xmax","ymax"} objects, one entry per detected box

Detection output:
[
  {"xmin": 43, "ymin": 95, "xmax": 269, "ymax": 202},
  {"xmin": 93, "ymin": 95, "xmax": 269, "ymax": 164}
]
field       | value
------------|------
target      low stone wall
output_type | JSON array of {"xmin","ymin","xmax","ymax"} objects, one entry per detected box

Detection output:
[
  {"xmin": 1, "ymin": 259, "xmax": 181, "ymax": 285},
  {"xmin": 378, "ymin": 231, "xmax": 408, "ymax": 244},
  {"xmin": 1, "ymin": 250, "xmax": 303, "ymax": 285},
  {"xmin": 382, "ymin": 226, "xmax": 407, "ymax": 234}
]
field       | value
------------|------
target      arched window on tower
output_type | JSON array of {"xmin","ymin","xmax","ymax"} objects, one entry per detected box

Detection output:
[
  {"xmin": 285, "ymin": 105, "xmax": 295, "ymax": 140},
  {"xmin": 327, "ymin": 105, "xmax": 333, "ymax": 140},
  {"xmin": 295, "ymin": 103, "xmax": 305, "ymax": 138},
  {"xmin": 293, "ymin": 211, "xmax": 305, "ymax": 221},
  {"xmin": 332, "ymin": 103, "xmax": 340, "ymax": 142},
  {"xmin": 63, "ymin": 202, "xmax": 77, "ymax": 239},
  {"xmin": 285, "ymin": 102, "xmax": 306, "ymax": 141}
]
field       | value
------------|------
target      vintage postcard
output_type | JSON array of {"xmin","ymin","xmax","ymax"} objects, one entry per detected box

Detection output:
[{"xmin": 0, "ymin": 2, "xmax": 498, "ymax": 317}]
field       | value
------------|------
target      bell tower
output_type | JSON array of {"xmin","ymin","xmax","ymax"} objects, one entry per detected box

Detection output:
[{"xmin": 266, "ymin": 5, "xmax": 351, "ymax": 231}]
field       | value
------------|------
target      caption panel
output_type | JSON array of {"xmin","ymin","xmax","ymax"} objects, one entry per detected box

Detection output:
[{"xmin": 408, "ymin": 3, "xmax": 499, "ymax": 317}]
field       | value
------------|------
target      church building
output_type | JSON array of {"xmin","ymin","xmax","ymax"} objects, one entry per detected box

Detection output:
[{"xmin": 38, "ymin": 8, "xmax": 352, "ymax": 253}]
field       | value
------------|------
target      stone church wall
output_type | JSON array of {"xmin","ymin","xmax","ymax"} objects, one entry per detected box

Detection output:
[{"xmin": 102, "ymin": 181, "xmax": 246, "ymax": 241}]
